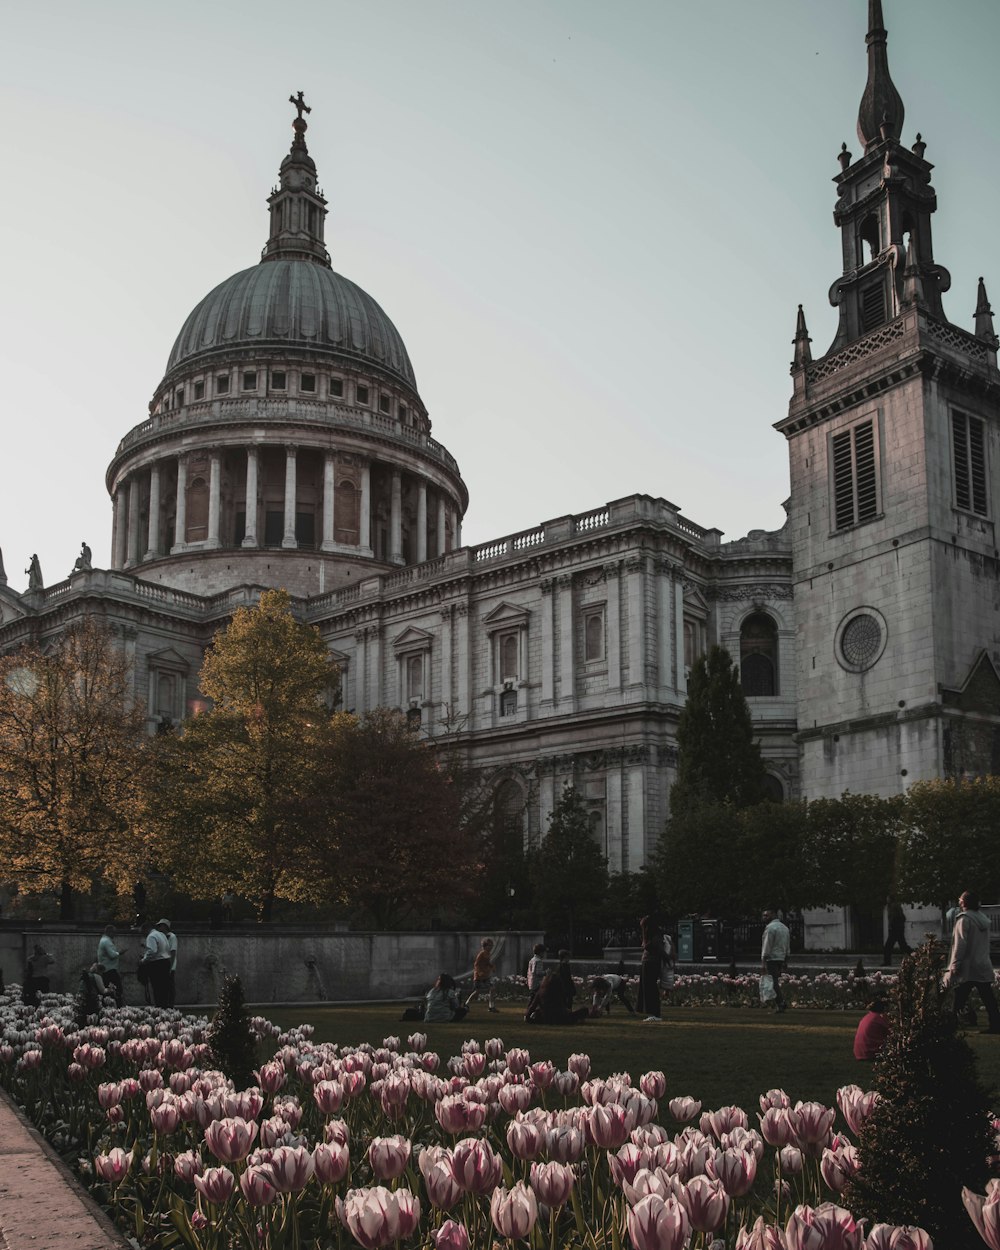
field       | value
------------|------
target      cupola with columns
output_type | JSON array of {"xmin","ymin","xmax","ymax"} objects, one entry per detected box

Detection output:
[{"xmin": 105, "ymin": 97, "xmax": 468, "ymax": 597}]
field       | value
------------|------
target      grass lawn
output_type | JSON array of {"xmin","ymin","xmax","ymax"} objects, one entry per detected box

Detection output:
[{"xmin": 260, "ymin": 1001, "xmax": 1000, "ymax": 1114}]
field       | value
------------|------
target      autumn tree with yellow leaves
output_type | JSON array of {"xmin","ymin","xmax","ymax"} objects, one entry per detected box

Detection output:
[{"xmin": 0, "ymin": 620, "xmax": 148, "ymax": 918}]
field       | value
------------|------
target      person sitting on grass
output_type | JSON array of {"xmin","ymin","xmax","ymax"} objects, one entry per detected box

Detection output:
[
  {"xmin": 591, "ymin": 972, "xmax": 637, "ymax": 1016},
  {"xmin": 853, "ymin": 997, "xmax": 891, "ymax": 1060},
  {"xmin": 526, "ymin": 972, "xmax": 590, "ymax": 1025},
  {"xmin": 425, "ymin": 973, "xmax": 468, "ymax": 1023}
]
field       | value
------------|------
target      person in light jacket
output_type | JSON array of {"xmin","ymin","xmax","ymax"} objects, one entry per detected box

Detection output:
[
  {"xmin": 761, "ymin": 909, "xmax": 791, "ymax": 1014},
  {"xmin": 945, "ymin": 889, "xmax": 1000, "ymax": 1033}
]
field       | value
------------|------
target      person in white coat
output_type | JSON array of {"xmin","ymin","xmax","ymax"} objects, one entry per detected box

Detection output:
[{"xmin": 945, "ymin": 890, "xmax": 1000, "ymax": 1033}]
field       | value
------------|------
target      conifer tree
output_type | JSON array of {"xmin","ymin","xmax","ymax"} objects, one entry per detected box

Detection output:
[
  {"xmin": 529, "ymin": 785, "xmax": 607, "ymax": 948},
  {"xmin": 207, "ymin": 975, "xmax": 257, "ymax": 1092}
]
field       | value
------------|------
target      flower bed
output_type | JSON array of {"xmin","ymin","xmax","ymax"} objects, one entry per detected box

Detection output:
[{"xmin": 0, "ymin": 986, "xmax": 994, "ymax": 1250}]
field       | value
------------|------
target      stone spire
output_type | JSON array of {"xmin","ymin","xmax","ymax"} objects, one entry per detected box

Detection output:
[
  {"xmin": 902, "ymin": 230, "xmax": 925, "ymax": 307},
  {"xmin": 975, "ymin": 277, "xmax": 999, "ymax": 347},
  {"xmin": 857, "ymin": 0, "xmax": 905, "ymax": 152},
  {"xmin": 792, "ymin": 305, "xmax": 812, "ymax": 370},
  {"xmin": 261, "ymin": 92, "xmax": 331, "ymax": 267},
  {"xmin": 0, "ymin": 546, "xmax": 6, "ymax": 586}
]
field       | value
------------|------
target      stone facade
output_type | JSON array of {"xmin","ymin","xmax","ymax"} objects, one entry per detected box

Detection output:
[{"xmin": 1, "ymin": 7, "xmax": 998, "ymax": 924}]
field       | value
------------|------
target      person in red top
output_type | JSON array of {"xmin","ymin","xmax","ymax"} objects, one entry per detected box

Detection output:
[
  {"xmin": 854, "ymin": 998, "xmax": 891, "ymax": 1060},
  {"xmin": 465, "ymin": 938, "xmax": 497, "ymax": 1012}
]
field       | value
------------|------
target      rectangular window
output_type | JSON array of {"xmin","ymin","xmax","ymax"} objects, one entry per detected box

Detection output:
[
  {"xmin": 584, "ymin": 609, "xmax": 605, "ymax": 662},
  {"xmin": 301, "ymin": 373, "xmax": 316, "ymax": 393},
  {"xmin": 379, "ymin": 394, "xmax": 392, "ymax": 414},
  {"xmin": 216, "ymin": 375, "xmax": 230, "ymax": 395},
  {"xmin": 399, "ymin": 404, "xmax": 408, "ymax": 423},
  {"xmin": 861, "ymin": 283, "xmax": 886, "ymax": 333},
  {"xmin": 330, "ymin": 377, "xmax": 344, "ymax": 398},
  {"xmin": 175, "ymin": 387, "xmax": 184, "ymax": 407},
  {"xmin": 242, "ymin": 371, "xmax": 257, "ymax": 391},
  {"xmin": 952, "ymin": 410, "xmax": 989, "ymax": 516},
  {"xmin": 831, "ymin": 419, "xmax": 879, "ymax": 530},
  {"xmin": 406, "ymin": 654, "xmax": 423, "ymax": 701},
  {"xmin": 499, "ymin": 632, "xmax": 519, "ymax": 682},
  {"xmin": 356, "ymin": 384, "xmax": 370, "ymax": 406},
  {"xmin": 193, "ymin": 380, "xmax": 205, "ymax": 400},
  {"xmin": 499, "ymin": 690, "xmax": 518, "ymax": 717},
  {"xmin": 271, "ymin": 371, "xmax": 286, "ymax": 390}
]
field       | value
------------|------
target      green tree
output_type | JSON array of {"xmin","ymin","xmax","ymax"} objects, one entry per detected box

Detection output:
[
  {"xmin": 0, "ymin": 620, "xmax": 148, "ymax": 918},
  {"xmin": 897, "ymin": 777, "xmax": 1000, "ymax": 908},
  {"xmin": 844, "ymin": 939, "xmax": 995, "ymax": 1249},
  {"xmin": 314, "ymin": 708, "xmax": 481, "ymax": 928},
  {"xmin": 670, "ymin": 645, "xmax": 766, "ymax": 814},
  {"xmin": 805, "ymin": 792, "xmax": 903, "ymax": 911},
  {"xmin": 208, "ymin": 976, "xmax": 258, "ymax": 1091},
  {"xmin": 143, "ymin": 590, "xmax": 339, "ymax": 920},
  {"xmin": 528, "ymin": 785, "xmax": 608, "ymax": 948}
]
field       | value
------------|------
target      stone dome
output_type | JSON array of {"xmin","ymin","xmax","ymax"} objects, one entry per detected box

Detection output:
[{"xmin": 164, "ymin": 260, "xmax": 417, "ymax": 389}]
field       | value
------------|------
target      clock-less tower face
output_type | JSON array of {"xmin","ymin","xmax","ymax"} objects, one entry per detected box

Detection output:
[
  {"xmin": 779, "ymin": 1, "xmax": 1000, "ymax": 798},
  {"xmin": 104, "ymin": 100, "xmax": 468, "ymax": 601}
]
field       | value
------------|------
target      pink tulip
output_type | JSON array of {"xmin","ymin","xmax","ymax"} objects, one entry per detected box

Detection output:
[
  {"xmin": 433, "ymin": 1219, "xmax": 471, "ymax": 1250},
  {"xmin": 887, "ymin": 1229, "xmax": 933, "ymax": 1250},
  {"xmin": 506, "ymin": 1048, "xmax": 531, "ymax": 1074},
  {"xmin": 139, "ymin": 1068, "xmax": 164, "ymax": 1091},
  {"xmin": 424, "ymin": 1160, "xmax": 462, "ymax": 1210},
  {"xmin": 683, "ymin": 1174, "xmax": 730, "ymax": 1233},
  {"xmin": 641, "ymin": 1071, "xmax": 667, "ymax": 1099},
  {"xmin": 174, "ymin": 1150, "xmax": 203, "ymax": 1183},
  {"xmin": 313, "ymin": 1140, "xmax": 350, "ymax": 1185},
  {"xmin": 779, "ymin": 1146, "xmax": 804, "ymax": 1175},
  {"xmin": 507, "ymin": 1117, "xmax": 544, "ymax": 1161},
  {"xmin": 760, "ymin": 1107, "xmax": 796, "ymax": 1148},
  {"xmin": 627, "ymin": 1193, "xmax": 692, "ymax": 1250},
  {"xmin": 529, "ymin": 1060, "xmax": 556, "ymax": 1090},
  {"xmin": 837, "ymin": 1086, "xmax": 881, "ymax": 1138},
  {"xmin": 338, "ymin": 1186, "xmax": 421, "ymax": 1249},
  {"xmin": 554, "ymin": 1070, "xmax": 580, "ymax": 1097},
  {"xmin": 436, "ymin": 1094, "xmax": 487, "ymax": 1134},
  {"xmin": 611, "ymin": 1143, "xmax": 654, "ymax": 1186},
  {"xmin": 529, "ymin": 1160, "xmax": 574, "ymax": 1208},
  {"xmin": 737, "ymin": 1216, "xmax": 789, "ymax": 1249},
  {"xmin": 368, "ymin": 1135, "xmax": 411, "ymax": 1181},
  {"xmin": 710, "ymin": 1147, "xmax": 758, "ymax": 1197},
  {"xmin": 761, "ymin": 1089, "xmax": 792, "ymax": 1112},
  {"xmin": 408, "ymin": 1031, "xmax": 428, "ymax": 1052},
  {"xmin": 204, "ymin": 1116, "xmax": 258, "ymax": 1164},
  {"xmin": 240, "ymin": 1165, "xmax": 279, "ymax": 1207},
  {"xmin": 623, "ymin": 1169, "xmax": 683, "ymax": 1207},
  {"xmin": 169, "ymin": 1072, "xmax": 193, "ymax": 1094},
  {"xmin": 499, "ymin": 1082, "xmax": 533, "ymax": 1115},
  {"xmin": 722, "ymin": 1126, "xmax": 765, "ymax": 1160},
  {"xmin": 325, "ymin": 1118, "xmax": 350, "ymax": 1146},
  {"xmin": 256, "ymin": 1062, "xmax": 286, "ymax": 1094},
  {"xmin": 194, "ymin": 1166, "xmax": 235, "ymax": 1204},
  {"xmin": 568, "ymin": 1052, "xmax": 591, "ymax": 1080},
  {"xmin": 785, "ymin": 1203, "xmax": 863, "ymax": 1250},
  {"xmin": 668, "ymin": 1096, "xmax": 702, "ymax": 1123},
  {"xmin": 314, "ymin": 1079, "xmax": 346, "ymax": 1115},
  {"xmin": 964, "ymin": 1181, "xmax": 1000, "ymax": 1250},
  {"xmin": 491, "ymin": 1181, "xmax": 538, "ymax": 1240},
  {"xmin": 97, "ymin": 1082, "xmax": 123, "ymax": 1110},
  {"xmin": 546, "ymin": 1124, "xmax": 586, "ymax": 1164},
  {"xmin": 790, "ymin": 1103, "xmax": 836, "ymax": 1153},
  {"xmin": 450, "ymin": 1138, "xmax": 502, "ymax": 1194},
  {"xmin": 267, "ymin": 1144, "xmax": 315, "ymax": 1193},
  {"xmin": 587, "ymin": 1103, "xmax": 631, "ymax": 1149},
  {"xmin": 94, "ymin": 1147, "xmax": 131, "ymax": 1185},
  {"xmin": 704, "ymin": 1106, "xmax": 749, "ymax": 1139},
  {"xmin": 820, "ymin": 1144, "xmax": 860, "ymax": 1195},
  {"xmin": 866, "ymin": 1227, "xmax": 895, "ymax": 1250},
  {"xmin": 463, "ymin": 1051, "xmax": 486, "ymax": 1079},
  {"xmin": 150, "ymin": 1102, "xmax": 181, "ymax": 1135}
]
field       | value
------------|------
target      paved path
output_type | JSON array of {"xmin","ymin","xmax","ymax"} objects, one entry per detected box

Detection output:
[{"xmin": 0, "ymin": 1089, "xmax": 127, "ymax": 1250}]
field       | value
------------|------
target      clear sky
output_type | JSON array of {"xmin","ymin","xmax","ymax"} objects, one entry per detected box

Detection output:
[{"xmin": 2, "ymin": 0, "xmax": 998, "ymax": 590}]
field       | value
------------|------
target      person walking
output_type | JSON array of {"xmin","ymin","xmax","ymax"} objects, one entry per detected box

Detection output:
[
  {"xmin": 141, "ymin": 919, "xmax": 172, "ymax": 1008},
  {"xmin": 761, "ymin": 908, "xmax": 791, "ymax": 1014},
  {"xmin": 945, "ymin": 889, "xmax": 1000, "ymax": 1034},
  {"xmin": 638, "ymin": 916, "xmax": 665, "ymax": 1021},
  {"xmin": 882, "ymin": 894, "xmax": 911, "ymax": 967},
  {"xmin": 24, "ymin": 943, "xmax": 54, "ymax": 1006},
  {"xmin": 97, "ymin": 925, "xmax": 126, "ymax": 1006},
  {"xmin": 165, "ymin": 921, "xmax": 178, "ymax": 1006},
  {"xmin": 465, "ymin": 938, "xmax": 497, "ymax": 1012},
  {"xmin": 526, "ymin": 943, "xmax": 546, "ymax": 995}
]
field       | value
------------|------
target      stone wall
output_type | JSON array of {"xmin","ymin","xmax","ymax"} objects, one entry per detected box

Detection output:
[{"xmin": 0, "ymin": 928, "xmax": 542, "ymax": 1007}]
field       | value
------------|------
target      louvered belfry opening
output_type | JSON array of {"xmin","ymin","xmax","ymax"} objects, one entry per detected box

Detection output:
[{"xmin": 832, "ymin": 420, "xmax": 878, "ymax": 530}]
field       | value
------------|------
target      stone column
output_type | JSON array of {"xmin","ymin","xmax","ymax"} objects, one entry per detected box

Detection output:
[
  {"xmin": 627, "ymin": 763, "xmax": 646, "ymax": 872},
  {"xmin": 606, "ymin": 768, "xmax": 623, "ymax": 872},
  {"xmin": 436, "ymin": 496, "xmax": 447, "ymax": 557},
  {"xmin": 242, "ymin": 447, "xmax": 259, "ymax": 548},
  {"xmin": 172, "ymin": 455, "xmax": 188, "ymax": 552},
  {"xmin": 538, "ymin": 770, "xmax": 555, "ymax": 838},
  {"xmin": 451, "ymin": 506, "xmax": 461, "ymax": 551},
  {"xmin": 540, "ymin": 579, "xmax": 555, "ymax": 706},
  {"xmin": 368, "ymin": 624, "xmax": 382, "ymax": 705},
  {"xmin": 439, "ymin": 605, "xmax": 453, "ymax": 716},
  {"xmin": 113, "ymin": 485, "xmax": 128, "ymax": 569},
  {"xmin": 416, "ymin": 482, "xmax": 428, "ymax": 563},
  {"xmin": 557, "ymin": 574, "xmax": 574, "ymax": 711},
  {"xmin": 674, "ymin": 580, "xmax": 687, "ymax": 696},
  {"xmin": 354, "ymin": 629, "xmax": 367, "ymax": 715},
  {"xmin": 360, "ymin": 461, "xmax": 372, "ymax": 553},
  {"xmin": 605, "ymin": 562, "xmax": 622, "ymax": 693},
  {"xmin": 390, "ymin": 470, "xmax": 403, "ymax": 564},
  {"xmin": 321, "ymin": 453, "xmax": 336, "ymax": 551},
  {"xmin": 658, "ymin": 561, "xmax": 674, "ymax": 695},
  {"xmin": 455, "ymin": 511, "xmax": 462, "ymax": 548},
  {"xmin": 126, "ymin": 476, "xmax": 141, "ymax": 567},
  {"xmin": 455, "ymin": 603, "xmax": 470, "ymax": 722},
  {"xmin": 144, "ymin": 463, "xmax": 161, "ymax": 559},
  {"xmin": 626, "ymin": 555, "xmax": 646, "ymax": 693},
  {"xmin": 282, "ymin": 446, "xmax": 297, "ymax": 548},
  {"xmin": 207, "ymin": 451, "xmax": 222, "ymax": 548}
]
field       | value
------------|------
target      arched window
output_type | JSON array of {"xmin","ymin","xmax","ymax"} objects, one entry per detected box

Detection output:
[
  {"xmin": 761, "ymin": 774, "xmax": 785, "ymax": 803},
  {"xmin": 585, "ymin": 611, "xmax": 604, "ymax": 662},
  {"xmin": 740, "ymin": 612, "xmax": 778, "ymax": 697},
  {"xmin": 334, "ymin": 479, "xmax": 359, "ymax": 544},
  {"xmin": 185, "ymin": 476, "xmax": 209, "ymax": 543}
]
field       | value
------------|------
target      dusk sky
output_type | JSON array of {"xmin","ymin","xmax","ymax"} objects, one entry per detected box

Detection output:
[{"xmin": 2, "ymin": 0, "xmax": 998, "ymax": 590}]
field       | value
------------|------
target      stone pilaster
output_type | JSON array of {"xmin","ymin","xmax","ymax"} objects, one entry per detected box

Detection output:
[
  {"xmin": 144, "ymin": 463, "xmax": 161, "ymax": 559},
  {"xmin": 171, "ymin": 455, "xmax": 188, "ymax": 553},
  {"xmin": 605, "ymin": 562, "xmax": 622, "ymax": 693},
  {"xmin": 557, "ymin": 573, "xmax": 574, "ymax": 711},
  {"xmin": 321, "ymin": 453, "xmax": 335, "ymax": 551},
  {"xmin": 207, "ymin": 451, "xmax": 222, "ymax": 548},
  {"xmin": 540, "ymin": 578, "xmax": 555, "ymax": 707},
  {"xmin": 282, "ymin": 446, "xmax": 297, "ymax": 548},
  {"xmin": 242, "ymin": 448, "xmax": 259, "ymax": 548},
  {"xmin": 417, "ymin": 482, "xmax": 428, "ymax": 563}
]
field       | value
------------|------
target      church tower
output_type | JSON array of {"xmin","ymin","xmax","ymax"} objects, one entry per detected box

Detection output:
[{"xmin": 778, "ymin": 0, "xmax": 1000, "ymax": 796}]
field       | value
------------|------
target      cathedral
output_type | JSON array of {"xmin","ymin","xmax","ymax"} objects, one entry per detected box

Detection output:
[{"xmin": 2, "ymin": 4, "xmax": 999, "ymax": 907}]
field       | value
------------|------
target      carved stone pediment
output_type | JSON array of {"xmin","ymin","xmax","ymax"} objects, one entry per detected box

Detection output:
[
  {"xmin": 147, "ymin": 647, "xmax": 190, "ymax": 672},
  {"xmin": 482, "ymin": 601, "xmax": 530, "ymax": 632},
  {"xmin": 392, "ymin": 625, "xmax": 434, "ymax": 654}
]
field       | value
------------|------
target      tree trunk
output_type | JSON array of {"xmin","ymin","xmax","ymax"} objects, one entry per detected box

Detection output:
[{"xmin": 59, "ymin": 880, "xmax": 74, "ymax": 921}]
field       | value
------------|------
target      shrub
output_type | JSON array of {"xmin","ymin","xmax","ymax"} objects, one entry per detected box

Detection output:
[{"xmin": 207, "ymin": 974, "xmax": 257, "ymax": 1089}]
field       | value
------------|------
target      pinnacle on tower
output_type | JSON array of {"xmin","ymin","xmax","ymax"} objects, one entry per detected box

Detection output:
[
  {"xmin": 857, "ymin": 0, "xmax": 905, "ymax": 152},
  {"xmin": 975, "ymin": 277, "xmax": 999, "ymax": 348},
  {"xmin": 902, "ymin": 231, "xmax": 924, "ymax": 307},
  {"xmin": 261, "ymin": 92, "xmax": 330, "ymax": 267},
  {"xmin": 0, "ymin": 546, "xmax": 6, "ymax": 587},
  {"xmin": 792, "ymin": 305, "xmax": 812, "ymax": 370}
]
